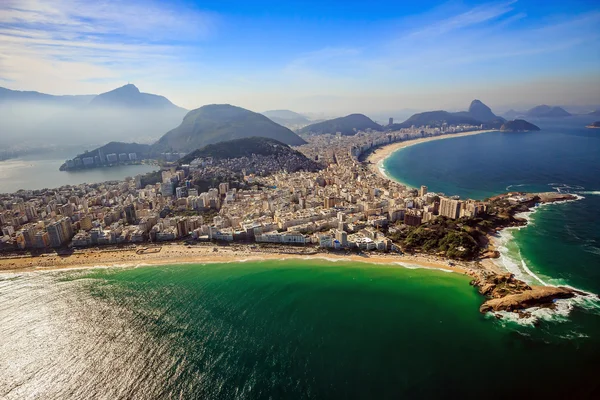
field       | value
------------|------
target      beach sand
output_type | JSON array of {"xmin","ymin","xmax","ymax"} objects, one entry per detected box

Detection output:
[
  {"xmin": 0, "ymin": 243, "xmax": 498, "ymax": 277},
  {"xmin": 366, "ymin": 129, "xmax": 496, "ymax": 183}
]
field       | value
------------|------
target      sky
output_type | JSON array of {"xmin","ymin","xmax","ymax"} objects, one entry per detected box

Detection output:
[{"xmin": 1, "ymin": 0, "xmax": 599, "ymax": 114}]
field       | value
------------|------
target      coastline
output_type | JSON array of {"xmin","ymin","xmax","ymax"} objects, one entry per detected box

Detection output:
[
  {"xmin": 0, "ymin": 243, "xmax": 483, "ymax": 276},
  {"xmin": 365, "ymin": 129, "xmax": 497, "ymax": 184}
]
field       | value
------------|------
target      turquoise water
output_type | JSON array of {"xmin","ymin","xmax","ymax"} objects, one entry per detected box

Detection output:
[
  {"xmin": 384, "ymin": 116, "xmax": 600, "ymax": 296},
  {"xmin": 2, "ymin": 116, "xmax": 600, "ymax": 398},
  {"xmin": 1, "ymin": 261, "xmax": 599, "ymax": 399}
]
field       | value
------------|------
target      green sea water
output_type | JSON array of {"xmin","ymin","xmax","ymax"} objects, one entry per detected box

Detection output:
[{"xmin": 1, "ymin": 260, "xmax": 599, "ymax": 399}]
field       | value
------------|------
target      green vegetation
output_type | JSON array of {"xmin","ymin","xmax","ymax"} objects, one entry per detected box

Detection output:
[
  {"xmin": 152, "ymin": 104, "xmax": 306, "ymax": 153},
  {"xmin": 500, "ymin": 119, "xmax": 541, "ymax": 132},
  {"xmin": 299, "ymin": 113, "xmax": 382, "ymax": 135},
  {"xmin": 391, "ymin": 217, "xmax": 483, "ymax": 260},
  {"xmin": 179, "ymin": 137, "xmax": 311, "ymax": 164},
  {"xmin": 139, "ymin": 170, "xmax": 162, "ymax": 187}
]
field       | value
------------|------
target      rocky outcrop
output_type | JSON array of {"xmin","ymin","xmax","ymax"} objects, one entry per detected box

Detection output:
[
  {"xmin": 480, "ymin": 286, "xmax": 575, "ymax": 313},
  {"xmin": 471, "ymin": 272, "xmax": 581, "ymax": 314}
]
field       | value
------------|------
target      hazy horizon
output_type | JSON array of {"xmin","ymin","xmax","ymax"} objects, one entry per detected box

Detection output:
[{"xmin": 1, "ymin": 0, "xmax": 599, "ymax": 115}]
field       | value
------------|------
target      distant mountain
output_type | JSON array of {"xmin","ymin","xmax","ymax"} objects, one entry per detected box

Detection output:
[
  {"xmin": 179, "ymin": 137, "xmax": 313, "ymax": 164},
  {"xmin": 262, "ymin": 110, "xmax": 311, "ymax": 126},
  {"xmin": 1, "ymin": 84, "xmax": 188, "ymax": 149},
  {"xmin": 502, "ymin": 109, "xmax": 525, "ymax": 119},
  {"xmin": 390, "ymin": 111, "xmax": 483, "ymax": 130},
  {"xmin": 88, "ymin": 84, "xmax": 184, "ymax": 111},
  {"xmin": 459, "ymin": 100, "xmax": 504, "ymax": 122},
  {"xmin": 152, "ymin": 104, "xmax": 306, "ymax": 153},
  {"xmin": 0, "ymin": 87, "xmax": 94, "ymax": 106},
  {"xmin": 500, "ymin": 119, "xmax": 541, "ymax": 132},
  {"xmin": 390, "ymin": 100, "xmax": 504, "ymax": 130},
  {"xmin": 526, "ymin": 105, "xmax": 571, "ymax": 118},
  {"xmin": 299, "ymin": 114, "xmax": 383, "ymax": 136}
]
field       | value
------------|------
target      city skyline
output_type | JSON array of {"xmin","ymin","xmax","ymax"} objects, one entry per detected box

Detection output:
[{"xmin": 1, "ymin": 0, "xmax": 599, "ymax": 114}]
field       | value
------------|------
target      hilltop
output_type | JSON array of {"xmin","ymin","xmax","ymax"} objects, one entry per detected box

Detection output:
[
  {"xmin": 457, "ymin": 100, "xmax": 505, "ymax": 122},
  {"xmin": 152, "ymin": 104, "xmax": 306, "ymax": 153},
  {"xmin": 262, "ymin": 110, "xmax": 311, "ymax": 127},
  {"xmin": 299, "ymin": 114, "xmax": 383, "ymax": 135},
  {"xmin": 500, "ymin": 119, "xmax": 541, "ymax": 132},
  {"xmin": 179, "ymin": 137, "xmax": 317, "ymax": 167},
  {"xmin": 88, "ymin": 84, "xmax": 185, "ymax": 111},
  {"xmin": 389, "ymin": 100, "xmax": 505, "ymax": 130}
]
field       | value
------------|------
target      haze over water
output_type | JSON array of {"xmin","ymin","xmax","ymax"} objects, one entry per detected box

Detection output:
[{"xmin": 0, "ymin": 150, "xmax": 157, "ymax": 193}]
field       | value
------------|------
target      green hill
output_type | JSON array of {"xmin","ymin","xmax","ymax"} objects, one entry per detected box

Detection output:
[
  {"xmin": 299, "ymin": 114, "xmax": 382, "ymax": 135},
  {"xmin": 179, "ymin": 137, "xmax": 311, "ymax": 164},
  {"xmin": 152, "ymin": 104, "xmax": 306, "ymax": 153},
  {"xmin": 500, "ymin": 119, "xmax": 541, "ymax": 132}
]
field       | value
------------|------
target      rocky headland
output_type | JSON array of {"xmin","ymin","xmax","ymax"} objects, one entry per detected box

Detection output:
[{"xmin": 470, "ymin": 191, "xmax": 595, "ymax": 316}]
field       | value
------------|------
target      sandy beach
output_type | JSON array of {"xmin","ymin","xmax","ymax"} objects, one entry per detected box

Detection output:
[
  {"xmin": 366, "ymin": 129, "xmax": 497, "ymax": 183},
  {"xmin": 0, "ymin": 242, "xmax": 502, "ymax": 277}
]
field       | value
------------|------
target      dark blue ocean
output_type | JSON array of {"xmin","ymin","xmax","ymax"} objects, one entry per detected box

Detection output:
[{"xmin": 385, "ymin": 115, "xmax": 600, "ymax": 298}]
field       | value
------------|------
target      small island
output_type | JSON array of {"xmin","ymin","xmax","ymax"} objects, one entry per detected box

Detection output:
[
  {"xmin": 585, "ymin": 121, "xmax": 600, "ymax": 129},
  {"xmin": 500, "ymin": 119, "xmax": 540, "ymax": 132}
]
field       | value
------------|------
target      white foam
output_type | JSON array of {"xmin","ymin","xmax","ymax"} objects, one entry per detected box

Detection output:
[{"xmin": 579, "ymin": 191, "xmax": 600, "ymax": 195}]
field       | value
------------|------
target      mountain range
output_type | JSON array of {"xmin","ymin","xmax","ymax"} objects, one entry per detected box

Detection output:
[
  {"xmin": 0, "ymin": 84, "xmax": 187, "ymax": 148},
  {"xmin": 299, "ymin": 114, "xmax": 383, "ymax": 135},
  {"xmin": 503, "ymin": 105, "xmax": 572, "ymax": 119},
  {"xmin": 389, "ymin": 100, "xmax": 505, "ymax": 130}
]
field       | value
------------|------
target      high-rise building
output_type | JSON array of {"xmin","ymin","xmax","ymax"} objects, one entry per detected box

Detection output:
[
  {"xmin": 324, "ymin": 196, "xmax": 336, "ymax": 208},
  {"xmin": 219, "ymin": 182, "xmax": 230, "ymax": 195},
  {"xmin": 124, "ymin": 204, "xmax": 137, "ymax": 225},
  {"xmin": 335, "ymin": 229, "xmax": 348, "ymax": 247},
  {"xmin": 439, "ymin": 198, "xmax": 462, "ymax": 219},
  {"xmin": 388, "ymin": 117, "xmax": 393, "ymax": 126},
  {"xmin": 419, "ymin": 185, "xmax": 428, "ymax": 197},
  {"xmin": 47, "ymin": 221, "xmax": 64, "ymax": 247}
]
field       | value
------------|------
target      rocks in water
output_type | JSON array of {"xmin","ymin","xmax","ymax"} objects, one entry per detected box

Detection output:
[
  {"xmin": 472, "ymin": 272, "xmax": 580, "ymax": 314},
  {"xmin": 479, "ymin": 286, "xmax": 575, "ymax": 313}
]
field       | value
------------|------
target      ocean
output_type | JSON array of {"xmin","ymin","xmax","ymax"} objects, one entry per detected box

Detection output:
[
  {"xmin": 0, "ymin": 149, "xmax": 157, "ymax": 193},
  {"xmin": 1, "ymin": 261, "xmax": 599, "ymax": 399},
  {"xmin": 1, "ymin": 116, "xmax": 600, "ymax": 398}
]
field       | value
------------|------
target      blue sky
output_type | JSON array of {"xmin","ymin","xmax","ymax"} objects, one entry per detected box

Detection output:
[{"xmin": 0, "ymin": 0, "xmax": 599, "ymax": 113}]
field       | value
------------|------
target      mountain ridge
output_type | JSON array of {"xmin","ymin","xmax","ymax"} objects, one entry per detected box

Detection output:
[
  {"xmin": 299, "ymin": 113, "xmax": 383, "ymax": 135},
  {"xmin": 152, "ymin": 104, "xmax": 306, "ymax": 153}
]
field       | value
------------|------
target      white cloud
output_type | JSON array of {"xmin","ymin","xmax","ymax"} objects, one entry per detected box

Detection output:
[{"xmin": 0, "ymin": 0, "xmax": 216, "ymax": 95}]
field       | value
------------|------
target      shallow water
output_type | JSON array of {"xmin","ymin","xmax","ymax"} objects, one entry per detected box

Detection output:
[{"xmin": 1, "ymin": 261, "xmax": 599, "ymax": 399}]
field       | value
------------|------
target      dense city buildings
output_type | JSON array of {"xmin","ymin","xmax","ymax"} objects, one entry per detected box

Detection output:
[{"xmin": 0, "ymin": 124, "xmax": 489, "ymax": 253}]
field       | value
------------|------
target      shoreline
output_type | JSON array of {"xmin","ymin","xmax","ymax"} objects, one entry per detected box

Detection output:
[
  {"xmin": 365, "ymin": 129, "xmax": 497, "ymax": 184},
  {"xmin": 0, "ymin": 243, "xmax": 483, "ymax": 276}
]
